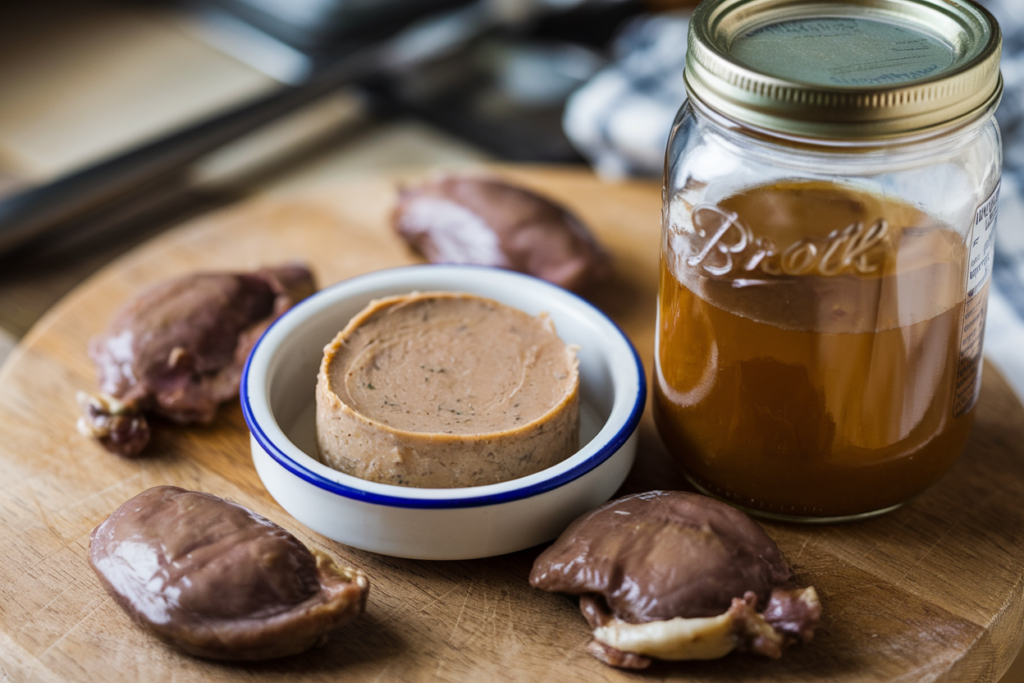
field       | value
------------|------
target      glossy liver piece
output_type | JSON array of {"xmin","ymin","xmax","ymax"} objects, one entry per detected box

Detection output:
[
  {"xmin": 89, "ymin": 486, "xmax": 368, "ymax": 661},
  {"xmin": 531, "ymin": 490, "xmax": 793, "ymax": 622},
  {"xmin": 393, "ymin": 176, "xmax": 611, "ymax": 293},
  {"xmin": 80, "ymin": 264, "xmax": 316, "ymax": 457}
]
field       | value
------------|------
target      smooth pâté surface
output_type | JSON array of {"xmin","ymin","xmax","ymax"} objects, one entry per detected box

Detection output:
[
  {"xmin": 0, "ymin": 166, "xmax": 1023, "ymax": 682},
  {"xmin": 328, "ymin": 294, "xmax": 575, "ymax": 435},
  {"xmin": 315, "ymin": 291, "xmax": 580, "ymax": 488}
]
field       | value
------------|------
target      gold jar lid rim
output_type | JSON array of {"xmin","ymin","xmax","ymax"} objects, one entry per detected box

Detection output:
[{"xmin": 685, "ymin": 0, "xmax": 1003, "ymax": 139}]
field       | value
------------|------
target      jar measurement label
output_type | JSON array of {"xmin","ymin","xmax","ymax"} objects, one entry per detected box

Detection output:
[{"xmin": 954, "ymin": 182, "xmax": 1000, "ymax": 418}]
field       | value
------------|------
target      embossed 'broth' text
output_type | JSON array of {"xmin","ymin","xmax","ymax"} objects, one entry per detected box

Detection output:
[{"xmin": 687, "ymin": 204, "xmax": 890, "ymax": 277}]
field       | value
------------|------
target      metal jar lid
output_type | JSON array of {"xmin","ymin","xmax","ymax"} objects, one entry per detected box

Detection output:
[{"xmin": 684, "ymin": 0, "xmax": 1002, "ymax": 139}]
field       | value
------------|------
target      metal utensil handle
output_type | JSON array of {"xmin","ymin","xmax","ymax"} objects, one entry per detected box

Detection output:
[{"xmin": 0, "ymin": 1, "xmax": 490, "ymax": 256}]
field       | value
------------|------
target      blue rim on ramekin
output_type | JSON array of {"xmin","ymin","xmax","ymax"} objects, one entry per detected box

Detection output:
[{"xmin": 241, "ymin": 265, "xmax": 647, "ymax": 509}]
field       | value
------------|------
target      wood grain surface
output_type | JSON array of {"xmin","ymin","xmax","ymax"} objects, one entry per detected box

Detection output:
[{"xmin": 1, "ymin": 166, "xmax": 1023, "ymax": 683}]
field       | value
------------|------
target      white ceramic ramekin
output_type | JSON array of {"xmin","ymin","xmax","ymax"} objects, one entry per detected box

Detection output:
[{"xmin": 242, "ymin": 265, "xmax": 645, "ymax": 560}]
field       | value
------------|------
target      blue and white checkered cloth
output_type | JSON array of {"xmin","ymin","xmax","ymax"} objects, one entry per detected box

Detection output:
[{"xmin": 563, "ymin": 0, "xmax": 1024, "ymax": 399}]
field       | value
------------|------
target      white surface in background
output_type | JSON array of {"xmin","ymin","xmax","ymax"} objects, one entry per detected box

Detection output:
[
  {"xmin": 985, "ymin": 288, "xmax": 1024, "ymax": 402},
  {"xmin": 0, "ymin": 3, "xmax": 275, "ymax": 180},
  {"xmin": 0, "ymin": 330, "xmax": 14, "ymax": 367},
  {"xmin": 177, "ymin": 5, "xmax": 314, "ymax": 85}
]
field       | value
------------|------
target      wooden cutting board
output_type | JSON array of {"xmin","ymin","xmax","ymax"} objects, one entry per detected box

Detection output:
[{"xmin": 1, "ymin": 166, "xmax": 1023, "ymax": 683}]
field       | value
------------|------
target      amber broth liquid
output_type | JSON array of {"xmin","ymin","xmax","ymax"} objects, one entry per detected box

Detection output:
[{"xmin": 654, "ymin": 181, "xmax": 975, "ymax": 518}]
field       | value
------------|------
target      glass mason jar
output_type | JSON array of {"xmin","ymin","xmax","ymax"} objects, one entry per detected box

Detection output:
[{"xmin": 654, "ymin": 0, "xmax": 1003, "ymax": 521}]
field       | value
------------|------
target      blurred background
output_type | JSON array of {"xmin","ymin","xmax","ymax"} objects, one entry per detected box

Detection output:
[
  {"xmin": 2, "ymin": 0, "xmax": 1022, "ymax": 283},
  {"xmin": 0, "ymin": 0, "xmax": 695, "ymax": 341},
  {"xmin": 0, "ymin": 1, "xmax": 1023, "ymax": 679}
]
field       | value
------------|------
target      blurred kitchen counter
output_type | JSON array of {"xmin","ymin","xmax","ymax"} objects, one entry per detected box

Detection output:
[
  {"xmin": 0, "ymin": 4, "xmax": 1022, "ymax": 682},
  {"xmin": 0, "ymin": 0, "xmax": 490, "ymax": 351},
  {"xmin": 0, "ymin": 1, "xmax": 278, "ymax": 181}
]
